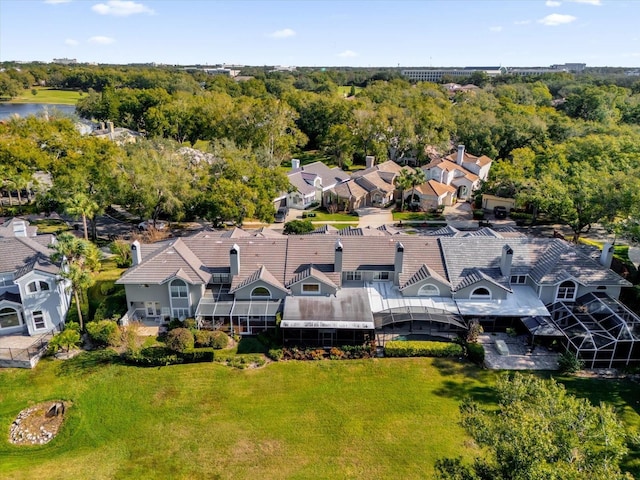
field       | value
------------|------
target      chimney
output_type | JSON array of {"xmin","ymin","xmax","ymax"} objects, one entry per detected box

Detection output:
[
  {"xmin": 456, "ymin": 145, "xmax": 465, "ymax": 165},
  {"xmin": 334, "ymin": 239, "xmax": 343, "ymax": 273},
  {"xmin": 500, "ymin": 244, "xmax": 513, "ymax": 278},
  {"xmin": 291, "ymin": 158, "xmax": 300, "ymax": 170},
  {"xmin": 395, "ymin": 242, "xmax": 404, "ymax": 274},
  {"xmin": 131, "ymin": 240, "xmax": 142, "ymax": 266},
  {"xmin": 12, "ymin": 220, "xmax": 27, "ymax": 237},
  {"xmin": 108, "ymin": 121, "xmax": 114, "ymax": 134},
  {"xmin": 600, "ymin": 242, "xmax": 614, "ymax": 269},
  {"xmin": 230, "ymin": 243, "xmax": 240, "ymax": 276},
  {"xmin": 365, "ymin": 155, "xmax": 375, "ymax": 169}
]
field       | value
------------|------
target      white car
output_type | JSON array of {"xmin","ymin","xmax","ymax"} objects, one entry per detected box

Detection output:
[{"xmin": 137, "ymin": 220, "xmax": 167, "ymax": 231}]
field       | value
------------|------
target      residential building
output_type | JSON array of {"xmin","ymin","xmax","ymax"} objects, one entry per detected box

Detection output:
[
  {"xmin": 116, "ymin": 225, "xmax": 640, "ymax": 366},
  {"xmin": 327, "ymin": 158, "xmax": 410, "ymax": 212},
  {"xmin": 0, "ymin": 219, "xmax": 71, "ymax": 338},
  {"xmin": 275, "ymin": 160, "xmax": 350, "ymax": 210}
]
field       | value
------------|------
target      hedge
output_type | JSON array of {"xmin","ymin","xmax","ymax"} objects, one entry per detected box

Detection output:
[
  {"xmin": 124, "ymin": 346, "xmax": 214, "ymax": 366},
  {"xmin": 384, "ymin": 341, "xmax": 463, "ymax": 358},
  {"xmin": 466, "ymin": 342, "xmax": 485, "ymax": 365}
]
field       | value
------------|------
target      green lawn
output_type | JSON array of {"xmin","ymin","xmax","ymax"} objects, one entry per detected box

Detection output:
[
  {"xmin": 0, "ymin": 357, "xmax": 638, "ymax": 479},
  {"xmin": 392, "ymin": 211, "xmax": 446, "ymax": 222},
  {"xmin": 337, "ymin": 85, "xmax": 363, "ymax": 97},
  {"xmin": 303, "ymin": 210, "xmax": 358, "ymax": 222},
  {"xmin": 28, "ymin": 218, "xmax": 72, "ymax": 235},
  {"xmin": 7, "ymin": 88, "xmax": 82, "ymax": 105}
]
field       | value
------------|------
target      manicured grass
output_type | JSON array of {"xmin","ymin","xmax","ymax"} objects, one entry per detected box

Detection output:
[
  {"xmin": 8, "ymin": 88, "xmax": 82, "ymax": 105},
  {"xmin": 0, "ymin": 356, "xmax": 493, "ymax": 479},
  {"xmin": 311, "ymin": 222, "xmax": 359, "ymax": 229},
  {"xmin": 0, "ymin": 357, "xmax": 639, "ymax": 479},
  {"xmin": 392, "ymin": 211, "xmax": 445, "ymax": 221},
  {"xmin": 579, "ymin": 238, "xmax": 630, "ymax": 263},
  {"xmin": 337, "ymin": 85, "xmax": 363, "ymax": 97},
  {"xmin": 28, "ymin": 218, "xmax": 71, "ymax": 235},
  {"xmin": 86, "ymin": 258, "xmax": 127, "ymax": 321},
  {"xmin": 303, "ymin": 210, "xmax": 358, "ymax": 222}
]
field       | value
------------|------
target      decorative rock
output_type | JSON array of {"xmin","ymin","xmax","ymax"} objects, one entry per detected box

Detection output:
[{"xmin": 8, "ymin": 401, "xmax": 68, "ymax": 445}]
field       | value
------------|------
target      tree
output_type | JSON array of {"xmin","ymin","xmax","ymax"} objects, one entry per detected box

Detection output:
[
  {"xmin": 394, "ymin": 168, "xmax": 413, "ymax": 211},
  {"xmin": 407, "ymin": 169, "xmax": 427, "ymax": 206},
  {"xmin": 436, "ymin": 374, "xmax": 634, "ymax": 480},
  {"xmin": 283, "ymin": 219, "xmax": 314, "ymax": 235},
  {"xmin": 50, "ymin": 233, "xmax": 101, "ymax": 331},
  {"xmin": 64, "ymin": 193, "xmax": 99, "ymax": 241},
  {"xmin": 320, "ymin": 124, "xmax": 355, "ymax": 169}
]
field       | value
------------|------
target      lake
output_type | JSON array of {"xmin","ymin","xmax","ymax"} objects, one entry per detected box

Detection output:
[{"xmin": 0, "ymin": 103, "xmax": 76, "ymax": 120}]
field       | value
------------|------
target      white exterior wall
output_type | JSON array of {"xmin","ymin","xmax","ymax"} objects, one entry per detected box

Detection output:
[{"xmin": 14, "ymin": 271, "xmax": 70, "ymax": 335}]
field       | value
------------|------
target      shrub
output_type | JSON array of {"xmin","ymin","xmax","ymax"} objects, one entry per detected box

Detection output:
[
  {"xmin": 466, "ymin": 342, "xmax": 485, "ymax": 365},
  {"xmin": 166, "ymin": 318, "xmax": 184, "ymax": 331},
  {"xmin": 283, "ymin": 219, "xmax": 314, "ymax": 235},
  {"xmin": 558, "ymin": 351, "xmax": 583, "ymax": 374},
  {"xmin": 267, "ymin": 348, "xmax": 283, "ymax": 361},
  {"xmin": 124, "ymin": 347, "xmax": 182, "ymax": 366},
  {"xmin": 194, "ymin": 330, "xmax": 229, "ymax": 349},
  {"xmin": 86, "ymin": 320, "xmax": 120, "ymax": 347},
  {"xmin": 65, "ymin": 321, "xmax": 80, "ymax": 332},
  {"xmin": 165, "ymin": 328, "xmax": 195, "ymax": 353},
  {"xmin": 472, "ymin": 209, "xmax": 485, "ymax": 220},
  {"xmin": 183, "ymin": 318, "xmax": 197, "ymax": 331},
  {"xmin": 109, "ymin": 239, "xmax": 132, "ymax": 268},
  {"xmin": 466, "ymin": 319, "xmax": 483, "ymax": 343},
  {"xmin": 384, "ymin": 341, "xmax": 463, "ymax": 358},
  {"xmin": 48, "ymin": 328, "xmax": 81, "ymax": 354},
  {"xmin": 180, "ymin": 347, "xmax": 215, "ymax": 363}
]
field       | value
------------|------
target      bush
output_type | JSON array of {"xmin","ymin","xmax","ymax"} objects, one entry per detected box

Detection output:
[
  {"xmin": 180, "ymin": 347, "xmax": 215, "ymax": 363},
  {"xmin": 472, "ymin": 209, "xmax": 485, "ymax": 220},
  {"xmin": 109, "ymin": 239, "xmax": 132, "ymax": 268},
  {"xmin": 124, "ymin": 347, "xmax": 182, "ymax": 367},
  {"xmin": 466, "ymin": 342, "xmax": 485, "ymax": 365},
  {"xmin": 65, "ymin": 321, "xmax": 80, "ymax": 332},
  {"xmin": 165, "ymin": 328, "xmax": 194, "ymax": 353},
  {"xmin": 283, "ymin": 219, "xmax": 314, "ymax": 235},
  {"xmin": 86, "ymin": 320, "xmax": 120, "ymax": 347},
  {"xmin": 558, "ymin": 351, "xmax": 583, "ymax": 374},
  {"xmin": 183, "ymin": 318, "xmax": 197, "ymax": 330},
  {"xmin": 194, "ymin": 330, "xmax": 229, "ymax": 349},
  {"xmin": 267, "ymin": 348, "xmax": 283, "ymax": 361},
  {"xmin": 48, "ymin": 328, "xmax": 81, "ymax": 354},
  {"xmin": 166, "ymin": 318, "xmax": 184, "ymax": 331},
  {"xmin": 384, "ymin": 341, "xmax": 463, "ymax": 358}
]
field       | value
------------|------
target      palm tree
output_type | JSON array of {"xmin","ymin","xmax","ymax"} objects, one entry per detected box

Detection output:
[
  {"xmin": 64, "ymin": 193, "xmax": 99, "ymax": 241},
  {"xmin": 50, "ymin": 232, "xmax": 101, "ymax": 330},
  {"xmin": 394, "ymin": 168, "xmax": 413, "ymax": 212},
  {"xmin": 408, "ymin": 169, "xmax": 427, "ymax": 208}
]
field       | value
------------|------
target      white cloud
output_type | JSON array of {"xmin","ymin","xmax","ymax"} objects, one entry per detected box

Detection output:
[
  {"xmin": 92, "ymin": 1, "xmax": 154, "ymax": 16},
  {"xmin": 514, "ymin": 20, "xmax": 531, "ymax": 25},
  {"xmin": 489, "ymin": 26, "xmax": 503, "ymax": 32},
  {"xmin": 568, "ymin": 0, "xmax": 601, "ymax": 5},
  {"xmin": 268, "ymin": 28, "xmax": 296, "ymax": 38},
  {"xmin": 64, "ymin": 38, "xmax": 79, "ymax": 46},
  {"xmin": 88, "ymin": 36, "xmax": 115, "ymax": 45},
  {"xmin": 337, "ymin": 50, "xmax": 358, "ymax": 58},
  {"xmin": 44, "ymin": 0, "xmax": 71, "ymax": 4},
  {"xmin": 538, "ymin": 13, "xmax": 577, "ymax": 26},
  {"xmin": 545, "ymin": 1, "xmax": 561, "ymax": 6}
]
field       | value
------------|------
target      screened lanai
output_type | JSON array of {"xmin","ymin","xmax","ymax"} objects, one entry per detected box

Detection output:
[{"xmin": 548, "ymin": 292, "xmax": 640, "ymax": 368}]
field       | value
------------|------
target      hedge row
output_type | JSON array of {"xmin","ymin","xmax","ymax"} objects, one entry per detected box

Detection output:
[
  {"xmin": 124, "ymin": 346, "xmax": 215, "ymax": 366},
  {"xmin": 269, "ymin": 344, "xmax": 376, "ymax": 361},
  {"xmin": 384, "ymin": 341, "xmax": 463, "ymax": 358},
  {"xmin": 466, "ymin": 342, "xmax": 485, "ymax": 364}
]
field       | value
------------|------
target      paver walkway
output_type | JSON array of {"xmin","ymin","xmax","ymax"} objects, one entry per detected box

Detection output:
[{"xmin": 478, "ymin": 333, "xmax": 560, "ymax": 370}]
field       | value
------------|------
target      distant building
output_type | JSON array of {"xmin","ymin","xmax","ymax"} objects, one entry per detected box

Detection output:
[
  {"xmin": 401, "ymin": 66, "xmax": 506, "ymax": 83},
  {"xmin": 52, "ymin": 58, "xmax": 77, "ymax": 65}
]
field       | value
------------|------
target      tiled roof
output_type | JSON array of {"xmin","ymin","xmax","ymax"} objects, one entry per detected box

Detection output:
[
  {"xmin": 400, "ymin": 264, "xmax": 450, "ymax": 290},
  {"xmin": 288, "ymin": 161, "xmax": 349, "ymax": 191},
  {"xmin": 332, "ymin": 180, "xmax": 368, "ymax": 200},
  {"xmin": 424, "ymin": 159, "xmax": 479, "ymax": 182},
  {"xmin": 0, "ymin": 291, "xmax": 21, "ymax": 304},
  {"xmin": 0, "ymin": 237, "xmax": 59, "ymax": 278},
  {"xmin": 444, "ymin": 151, "xmax": 493, "ymax": 168},
  {"xmin": 429, "ymin": 180, "xmax": 457, "ymax": 196},
  {"xmin": 230, "ymin": 265, "xmax": 288, "ymax": 293},
  {"xmin": 455, "ymin": 268, "xmax": 512, "ymax": 293},
  {"xmin": 0, "ymin": 218, "xmax": 38, "ymax": 238},
  {"xmin": 308, "ymin": 225, "xmax": 339, "ymax": 235},
  {"xmin": 285, "ymin": 265, "xmax": 338, "ymax": 289}
]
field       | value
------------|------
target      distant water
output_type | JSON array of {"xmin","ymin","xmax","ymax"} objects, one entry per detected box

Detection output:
[{"xmin": 0, "ymin": 103, "xmax": 76, "ymax": 120}]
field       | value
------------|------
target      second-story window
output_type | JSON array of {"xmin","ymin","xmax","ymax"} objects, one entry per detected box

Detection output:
[
  {"xmin": 27, "ymin": 280, "xmax": 50, "ymax": 294},
  {"xmin": 170, "ymin": 279, "xmax": 188, "ymax": 298}
]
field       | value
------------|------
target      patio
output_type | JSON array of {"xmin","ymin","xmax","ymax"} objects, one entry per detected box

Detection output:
[
  {"xmin": 0, "ymin": 332, "xmax": 54, "ymax": 368},
  {"xmin": 478, "ymin": 332, "xmax": 561, "ymax": 370}
]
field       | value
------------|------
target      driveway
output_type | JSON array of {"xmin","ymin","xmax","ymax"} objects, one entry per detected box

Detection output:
[{"xmin": 355, "ymin": 207, "xmax": 394, "ymax": 228}]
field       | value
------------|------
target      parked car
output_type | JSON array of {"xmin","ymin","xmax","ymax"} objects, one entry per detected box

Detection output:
[
  {"xmin": 138, "ymin": 220, "xmax": 167, "ymax": 231},
  {"xmin": 493, "ymin": 206, "xmax": 508, "ymax": 219},
  {"xmin": 274, "ymin": 207, "xmax": 288, "ymax": 223}
]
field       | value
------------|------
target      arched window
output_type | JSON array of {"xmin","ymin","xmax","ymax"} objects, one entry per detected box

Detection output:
[
  {"xmin": 556, "ymin": 280, "xmax": 577, "ymax": 301},
  {"xmin": 170, "ymin": 279, "xmax": 188, "ymax": 298},
  {"xmin": 251, "ymin": 286, "xmax": 271, "ymax": 298},
  {"xmin": 0, "ymin": 307, "xmax": 21, "ymax": 329},
  {"xmin": 26, "ymin": 280, "xmax": 50, "ymax": 294},
  {"xmin": 418, "ymin": 284, "xmax": 440, "ymax": 297},
  {"xmin": 470, "ymin": 287, "xmax": 491, "ymax": 300}
]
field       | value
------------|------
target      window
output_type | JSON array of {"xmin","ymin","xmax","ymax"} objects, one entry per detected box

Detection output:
[
  {"xmin": 172, "ymin": 308, "xmax": 190, "ymax": 320},
  {"xmin": 0, "ymin": 307, "xmax": 20, "ymax": 329},
  {"xmin": 211, "ymin": 273, "xmax": 230, "ymax": 284},
  {"xmin": 556, "ymin": 280, "xmax": 577, "ymax": 301},
  {"xmin": 32, "ymin": 310, "xmax": 46, "ymax": 330},
  {"xmin": 302, "ymin": 284, "xmax": 320, "ymax": 294},
  {"xmin": 510, "ymin": 275, "xmax": 527, "ymax": 285},
  {"xmin": 470, "ymin": 287, "xmax": 491, "ymax": 300},
  {"xmin": 26, "ymin": 280, "xmax": 50, "ymax": 294},
  {"xmin": 418, "ymin": 284, "xmax": 440, "ymax": 296},
  {"xmin": 0, "ymin": 276, "xmax": 14, "ymax": 288},
  {"xmin": 251, "ymin": 286, "xmax": 271, "ymax": 298},
  {"xmin": 345, "ymin": 271, "xmax": 362, "ymax": 282},
  {"xmin": 373, "ymin": 271, "xmax": 390, "ymax": 281},
  {"xmin": 170, "ymin": 279, "xmax": 188, "ymax": 298}
]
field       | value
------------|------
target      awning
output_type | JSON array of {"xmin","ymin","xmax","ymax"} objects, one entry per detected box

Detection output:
[
  {"xmin": 282, "ymin": 289, "xmax": 373, "ymax": 328},
  {"xmin": 280, "ymin": 320, "xmax": 374, "ymax": 330},
  {"xmin": 232, "ymin": 300, "xmax": 282, "ymax": 317}
]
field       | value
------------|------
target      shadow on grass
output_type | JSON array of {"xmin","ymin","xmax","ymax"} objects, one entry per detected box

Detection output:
[
  {"xmin": 236, "ymin": 337, "xmax": 268, "ymax": 354},
  {"xmin": 56, "ymin": 349, "xmax": 121, "ymax": 377}
]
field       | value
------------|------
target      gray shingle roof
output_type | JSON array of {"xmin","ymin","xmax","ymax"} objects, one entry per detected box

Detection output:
[
  {"xmin": 0, "ymin": 237, "xmax": 59, "ymax": 278},
  {"xmin": 285, "ymin": 265, "xmax": 338, "ymax": 289},
  {"xmin": 230, "ymin": 265, "xmax": 287, "ymax": 293},
  {"xmin": 400, "ymin": 264, "xmax": 451, "ymax": 290}
]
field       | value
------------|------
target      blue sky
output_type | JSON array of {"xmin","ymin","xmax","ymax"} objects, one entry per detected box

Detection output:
[{"xmin": 1, "ymin": 0, "xmax": 639, "ymax": 67}]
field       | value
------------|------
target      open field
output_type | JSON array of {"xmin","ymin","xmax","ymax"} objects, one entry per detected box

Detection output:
[
  {"xmin": 7, "ymin": 88, "xmax": 82, "ymax": 105},
  {"xmin": 0, "ymin": 355, "xmax": 639, "ymax": 479}
]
